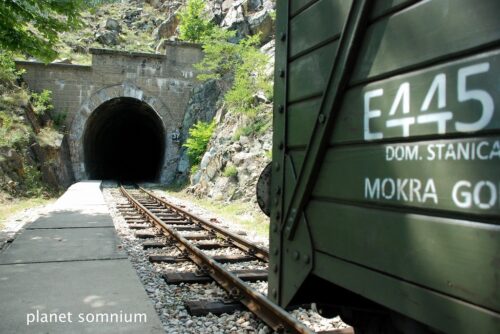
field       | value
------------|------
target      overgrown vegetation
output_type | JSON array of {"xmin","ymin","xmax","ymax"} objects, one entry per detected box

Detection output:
[
  {"xmin": 87, "ymin": 0, "xmax": 123, "ymax": 7},
  {"xmin": 0, "ymin": 52, "xmax": 25, "ymax": 82},
  {"xmin": 31, "ymin": 90, "xmax": 53, "ymax": 115},
  {"xmin": 0, "ymin": 53, "xmax": 58, "ymax": 198},
  {"xmin": 222, "ymin": 165, "xmax": 238, "ymax": 178},
  {"xmin": 177, "ymin": 0, "xmax": 214, "ymax": 43},
  {"xmin": 178, "ymin": 0, "xmax": 272, "ymax": 117},
  {"xmin": 195, "ymin": 29, "xmax": 272, "ymax": 117},
  {"xmin": 183, "ymin": 120, "xmax": 216, "ymax": 172},
  {"xmin": 176, "ymin": 0, "xmax": 274, "ymax": 176},
  {"xmin": 0, "ymin": 0, "xmax": 86, "ymax": 62}
]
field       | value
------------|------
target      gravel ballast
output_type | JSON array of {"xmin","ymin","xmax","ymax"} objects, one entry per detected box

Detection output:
[{"xmin": 102, "ymin": 183, "xmax": 349, "ymax": 333}]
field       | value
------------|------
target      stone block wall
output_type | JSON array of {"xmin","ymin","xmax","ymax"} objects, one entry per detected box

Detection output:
[{"xmin": 16, "ymin": 43, "xmax": 204, "ymax": 183}]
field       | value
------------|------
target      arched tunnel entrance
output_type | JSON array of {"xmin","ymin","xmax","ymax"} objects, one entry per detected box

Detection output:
[{"xmin": 83, "ymin": 97, "xmax": 165, "ymax": 182}]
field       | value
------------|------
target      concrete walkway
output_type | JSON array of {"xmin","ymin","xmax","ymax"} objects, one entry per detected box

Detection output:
[{"xmin": 0, "ymin": 181, "xmax": 164, "ymax": 333}]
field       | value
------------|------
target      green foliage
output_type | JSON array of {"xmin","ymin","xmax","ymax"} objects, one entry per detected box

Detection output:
[
  {"xmin": 196, "ymin": 30, "xmax": 272, "ymax": 116},
  {"xmin": 0, "ymin": 0, "xmax": 86, "ymax": 62},
  {"xmin": 222, "ymin": 165, "xmax": 238, "ymax": 178},
  {"xmin": 183, "ymin": 120, "xmax": 216, "ymax": 168},
  {"xmin": 224, "ymin": 35, "xmax": 272, "ymax": 116},
  {"xmin": 31, "ymin": 90, "xmax": 53, "ymax": 115},
  {"xmin": 87, "ymin": 0, "xmax": 122, "ymax": 7},
  {"xmin": 23, "ymin": 163, "xmax": 45, "ymax": 197},
  {"xmin": 269, "ymin": 10, "xmax": 276, "ymax": 21},
  {"xmin": 49, "ymin": 109, "xmax": 68, "ymax": 130},
  {"xmin": 0, "ymin": 52, "xmax": 25, "ymax": 83},
  {"xmin": 190, "ymin": 164, "xmax": 200, "ymax": 175},
  {"xmin": 0, "ymin": 86, "xmax": 31, "ymax": 150},
  {"xmin": 177, "ymin": 0, "xmax": 214, "ymax": 43},
  {"xmin": 264, "ymin": 150, "xmax": 272, "ymax": 160},
  {"xmin": 195, "ymin": 27, "xmax": 240, "ymax": 81},
  {"xmin": 233, "ymin": 111, "xmax": 272, "ymax": 140},
  {"xmin": 0, "ymin": 114, "xmax": 31, "ymax": 149}
]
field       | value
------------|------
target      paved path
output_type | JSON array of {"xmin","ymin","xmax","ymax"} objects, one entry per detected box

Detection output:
[{"xmin": 0, "ymin": 181, "xmax": 164, "ymax": 333}]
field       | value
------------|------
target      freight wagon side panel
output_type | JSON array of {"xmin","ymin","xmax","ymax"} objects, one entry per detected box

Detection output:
[{"xmin": 270, "ymin": 1, "xmax": 500, "ymax": 333}]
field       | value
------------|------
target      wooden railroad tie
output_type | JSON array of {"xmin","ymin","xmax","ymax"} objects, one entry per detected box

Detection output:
[
  {"xmin": 163, "ymin": 269, "xmax": 268, "ymax": 284},
  {"xmin": 194, "ymin": 242, "xmax": 232, "ymax": 250},
  {"xmin": 149, "ymin": 254, "xmax": 255, "ymax": 264},
  {"xmin": 125, "ymin": 219, "xmax": 146, "ymax": 224},
  {"xmin": 128, "ymin": 223, "xmax": 151, "ymax": 230},
  {"xmin": 184, "ymin": 300, "xmax": 246, "ymax": 316},
  {"xmin": 183, "ymin": 234, "xmax": 213, "ymax": 241},
  {"xmin": 170, "ymin": 226, "xmax": 202, "ymax": 232},
  {"xmin": 142, "ymin": 241, "xmax": 169, "ymax": 249},
  {"xmin": 161, "ymin": 219, "xmax": 193, "ymax": 225},
  {"xmin": 135, "ymin": 231, "xmax": 161, "ymax": 239}
]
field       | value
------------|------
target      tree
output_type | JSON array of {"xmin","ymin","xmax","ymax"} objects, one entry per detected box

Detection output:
[
  {"xmin": 177, "ymin": 0, "xmax": 214, "ymax": 43},
  {"xmin": 0, "ymin": 0, "xmax": 86, "ymax": 62}
]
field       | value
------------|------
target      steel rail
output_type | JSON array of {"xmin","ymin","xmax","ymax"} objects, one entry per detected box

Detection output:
[
  {"xmin": 139, "ymin": 186, "xmax": 269, "ymax": 262},
  {"xmin": 119, "ymin": 186, "xmax": 312, "ymax": 334}
]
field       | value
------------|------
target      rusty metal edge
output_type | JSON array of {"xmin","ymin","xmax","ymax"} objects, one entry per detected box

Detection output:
[{"xmin": 120, "ymin": 186, "xmax": 312, "ymax": 334}]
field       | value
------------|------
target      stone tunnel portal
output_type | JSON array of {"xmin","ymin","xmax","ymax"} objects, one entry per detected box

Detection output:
[{"xmin": 83, "ymin": 97, "xmax": 165, "ymax": 182}]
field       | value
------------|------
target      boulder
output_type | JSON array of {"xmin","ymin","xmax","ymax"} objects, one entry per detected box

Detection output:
[
  {"xmin": 177, "ymin": 153, "xmax": 190, "ymax": 174},
  {"xmin": 247, "ymin": 0, "xmax": 263, "ymax": 12},
  {"xmin": 159, "ymin": 1, "xmax": 183, "ymax": 15},
  {"xmin": 146, "ymin": 0, "xmax": 162, "ymax": 8},
  {"xmin": 263, "ymin": 0, "xmax": 275, "ymax": 11},
  {"xmin": 95, "ymin": 30, "xmax": 119, "ymax": 46},
  {"xmin": 153, "ymin": 14, "xmax": 180, "ymax": 40},
  {"xmin": 199, "ymin": 0, "xmax": 223, "ymax": 24},
  {"xmin": 71, "ymin": 44, "xmax": 87, "ymax": 54},
  {"xmin": 248, "ymin": 10, "xmax": 274, "ymax": 43},
  {"xmin": 105, "ymin": 18, "xmax": 121, "ymax": 32},
  {"xmin": 123, "ymin": 8, "xmax": 142, "ymax": 23},
  {"xmin": 221, "ymin": 4, "xmax": 250, "ymax": 42},
  {"xmin": 222, "ymin": 0, "xmax": 235, "ymax": 12},
  {"xmin": 232, "ymin": 151, "xmax": 253, "ymax": 166}
]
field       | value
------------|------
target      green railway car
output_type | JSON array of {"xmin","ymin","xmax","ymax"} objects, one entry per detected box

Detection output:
[{"xmin": 268, "ymin": 0, "xmax": 500, "ymax": 332}]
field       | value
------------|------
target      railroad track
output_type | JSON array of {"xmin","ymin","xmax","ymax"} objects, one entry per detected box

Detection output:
[{"xmin": 117, "ymin": 185, "xmax": 315, "ymax": 334}]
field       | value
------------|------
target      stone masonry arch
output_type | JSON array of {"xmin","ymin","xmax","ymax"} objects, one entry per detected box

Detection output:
[
  {"xmin": 70, "ymin": 83, "xmax": 172, "ymax": 181},
  {"xmin": 16, "ymin": 44, "xmax": 204, "ymax": 183}
]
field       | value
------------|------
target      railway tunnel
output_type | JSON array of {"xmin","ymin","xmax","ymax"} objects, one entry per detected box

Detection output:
[{"xmin": 83, "ymin": 97, "xmax": 165, "ymax": 182}]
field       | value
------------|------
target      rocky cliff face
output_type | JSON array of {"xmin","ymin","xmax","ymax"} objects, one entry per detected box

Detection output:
[
  {"xmin": 183, "ymin": 38, "xmax": 274, "ymax": 205},
  {"xmin": 146, "ymin": 0, "xmax": 275, "ymax": 207},
  {"xmin": 0, "ymin": 83, "xmax": 74, "ymax": 197}
]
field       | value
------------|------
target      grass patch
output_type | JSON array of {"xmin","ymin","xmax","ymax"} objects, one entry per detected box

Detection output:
[
  {"xmin": 0, "ymin": 197, "xmax": 54, "ymax": 229},
  {"xmin": 222, "ymin": 165, "xmax": 238, "ymax": 178},
  {"xmin": 161, "ymin": 187, "xmax": 269, "ymax": 237}
]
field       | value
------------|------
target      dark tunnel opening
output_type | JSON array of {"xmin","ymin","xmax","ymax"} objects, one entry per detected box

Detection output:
[{"xmin": 83, "ymin": 97, "xmax": 165, "ymax": 182}]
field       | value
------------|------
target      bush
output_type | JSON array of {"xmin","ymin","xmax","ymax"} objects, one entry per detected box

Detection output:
[
  {"xmin": 222, "ymin": 165, "xmax": 238, "ymax": 178},
  {"xmin": 195, "ymin": 29, "xmax": 272, "ymax": 117},
  {"xmin": 183, "ymin": 120, "xmax": 216, "ymax": 169},
  {"xmin": 177, "ymin": 0, "xmax": 214, "ymax": 43},
  {"xmin": 31, "ymin": 90, "xmax": 53, "ymax": 115},
  {"xmin": 50, "ymin": 110, "xmax": 67, "ymax": 130},
  {"xmin": 223, "ymin": 35, "xmax": 272, "ymax": 116},
  {"xmin": 23, "ymin": 163, "xmax": 45, "ymax": 197},
  {"xmin": 0, "ymin": 52, "xmax": 24, "ymax": 83},
  {"xmin": 195, "ymin": 27, "xmax": 240, "ymax": 81}
]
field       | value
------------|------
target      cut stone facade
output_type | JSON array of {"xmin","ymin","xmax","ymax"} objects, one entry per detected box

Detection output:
[{"xmin": 16, "ymin": 43, "xmax": 203, "ymax": 183}]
